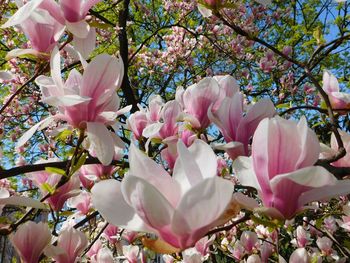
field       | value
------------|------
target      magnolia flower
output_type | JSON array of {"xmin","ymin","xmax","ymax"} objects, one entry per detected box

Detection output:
[
  {"xmin": 28, "ymin": 160, "xmax": 80, "ymax": 211},
  {"xmin": 322, "ymin": 71, "xmax": 350, "ymax": 110},
  {"xmin": 1, "ymin": 1, "xmax": 64, "ymax": 59},
  {"xmin": 289, "ymin": 248, "xmax": 310, "ymax": 263},
  {"xmin": 92, "ymin": 139, "xmax": 236, "ymax": 250},
  {"xmin": 182, "ymin": 77, "xmax": 221, "ymax": 129},
  {"xmin": 10, "ymin": 221, "xmax": 51, "ymax": 263},
  {"xmin": 209, "ymin": 92, "xmax": 275, "ymax": 160},
  {"xmin": 18, "ymin": 47, "xmax": 128, "ymax": 165},
  {"xmin": 47, "ymin": 227, "xmax": 88, "ymax": 263},
  {"xmin": 233, "ymin": 116, "xmax": 350, "ymax": 219},
  {"xmin": 3, "ymin": 0, "xmax": 100, "ymax": 38}
]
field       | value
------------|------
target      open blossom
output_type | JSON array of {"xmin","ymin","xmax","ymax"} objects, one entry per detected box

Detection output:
[
  {"xmin": 181, "ymin": 77, "xmax": 222, "ymax": 129},
  {"xmin": 209, "ymin": 91, "xmax": 275, "ymax": 160},
  {"xmin": 233, "ymin": 116, "xmax": 350, "ymax": 219},
  {"xmin": 10, "ymin": 221, "xmax": 51, "ymax": 263},
  {"xmin": 2, "ymin": 0, "xmax": 100, "ymax": 39},
  {"xmin": 1, "ymin": 1, "xmax": 64, "ymax": 59},
  {"xmin": 19, "ymin": 47, "xmax": 127, "ymax": 165},
  {"xmin": 49, "ymin": 227, "xmax": 88, "ymax": 263},
  {"xmin": 92, "ymin": 139, "xmax": 236, "ymax": 250},
  {"xmin": 322, "ymin": 71, "xmax": 350, "ymax": 110},
  {"xmin": 28, "ymin": 160, "xmax": 80, "ymax": 211}
]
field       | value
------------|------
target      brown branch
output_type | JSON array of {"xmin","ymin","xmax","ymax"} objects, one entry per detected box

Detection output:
[
  {"xmin": 0, "ymin": 157, "xmax": 128, "ymax": 180},
  {"xmin": 206, "ymin": 213, "xmax": 250, "ymax": 236},
  {"xmin": 118, "ymin": 0, "xmax": 138, "ymax": 112}
]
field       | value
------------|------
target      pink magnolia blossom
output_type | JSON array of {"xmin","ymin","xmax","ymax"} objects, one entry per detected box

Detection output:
[
  {"xmin": 10, "ymin": 221, "xmax": 51, "ymax": 263},
  {"xmin": 317, "ymin": 236, "xmax": 333, "ymax": 256},
  {"xmin": 93, "ymin": 247, "xmax": 114, "ymax": 263},
  {"xmin": 78, "ymin": 164, "xmax": 114, "ymax": 189},
  {"xmin": 209, "ymin": 92, "xmax": 275, "ymax": 160},
  {"xmin": 289, "ymin": 248, "xmax": 310, "ymax": 263},
  {"xmin": 295, "ymin": 226, "xmax": 310, "ymax": 248},
  {"xmin": 3, "ymin": 0, "xmax": 101, "ymax": 39},
  {"xmin": 50, "ymin": 227, "xmax": 88, "ymax": 263},
  {"xmin": 322, "ymin": 71, "xmax": 350, "ymax": 110},
  {"xmin": 233, "ymin": 116, "xmax": 350, "ymax": 219},
  {"xmin": 240, "ymin": 231, "xmax": 259, "ymax": 253},
  {"xmin": 28, "ymin": 161, "xmax": 80, "ymax": 211},
  {"xmin": 329, "ymin": 130, "xmax": 350, "ymax": 168},
  {"xmin": 123, "ymin": 245, "xmax": 139, "ymax": 263},
  {"xmin": 127, "ymin": 111, "xmax": 148, "ymax": 140},
  {"xmin": 182, "ymin": 77, "xmax": 221, "ymax": 129},
  {"xmin": 92, "ymin": 139, "xmax": 235, "ymax": 250},
  {"xmin": 67, "ymin": 191, "xmax": 91, "ymax": 215},
  {"xmin": 86, "ymin": 239, "xmax": 102, "ymax": 260},
  {"xmin": 142, "ymin": 100, "xmax": 182, "ymax": 140},
  {"xmin": 1, "ymin": 1, "xmax": 64, "ymax": 59},
  {"xmin": 19, "ymin": 47, "xmax": 127, "ymax": 165},
  {"xmin": 102, "ymin": 224, "xmax": 119, "ymax": 244}
]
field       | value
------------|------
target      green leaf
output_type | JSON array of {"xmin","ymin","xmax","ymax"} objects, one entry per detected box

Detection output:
[
  {"xmin": 56, "ymin": 129, "xmax": 73, "ymax": 142},
  {"xmin": 276, "ymin": 103, "xmax": 290, "ymax": 109},
  {"xmin": 70, "ymin": 152, "xmax": 88, "ymax": 175},
  {"xmin": 45, "ymin": 167, "xmax": 66, "ymax": 176},
  {"xmin": 41, "ymin": 183, "xmax": 55, "ymax": 194}
]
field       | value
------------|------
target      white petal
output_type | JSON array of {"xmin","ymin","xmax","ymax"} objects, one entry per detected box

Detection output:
[
  {"xmin": 42, "ymin": 95, "xmax": 91, "ymax": 107},
  {"xmin": 1, "ymin": 0, "xmax": 44, "ymax": 28},
  {"xmin": 0, "ymin": 71, "xmax": 13, "ymax": 81},
  {"xmin": 0, "ymin": 196, "xmax": 47, "ymax": 209},
  {"xmin": 122, "ymin": 176, "xmax": 174, "ymax": 230},
  {"xmin": 17, "ymin": 116, "xmax": 54, "ymax": 147},
  {"xmin": 233, "ymin": 156, "xmax": 261, "ymax": 191},
  {"xmin": 50, "ymin": 46, "xmax": 65, "ymax": 91},
  {"xmin": 299, "ymin": 180, "xmax": 350, "ymax": 206},
  {"xmin": 66, "ymin": 20, "xmax": 90, "ymax": 39},
  {"xmin": 91, "ymin": 179, "xmax": 151, "ymax": 232},
  {"xmin": 142, "ymin": 122, "xmax": 163, "ymax": 138},
  {"xmin": 73, "ymin": 27, "xmax": 96, "ymax": 59},
  {"xmin": 270, "ymin": 166, "xmax": 337, "ymax": 190},
  {"xmin": 86, "ymin": 122, "xmax": 114, "ymax": 165}
]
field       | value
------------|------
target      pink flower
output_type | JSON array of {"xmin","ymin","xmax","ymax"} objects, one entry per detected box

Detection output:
[
  {"xmin": 209, "ymin": 92, "xmax": 275, "ymax": 160},
  {"xmin": 67, "ymin": 191, "xmax": 91, "ymax": 215},
  {"xmin": 78, "ymin": 164, "xmax": 115, "ymax": 189},
  {"xmin": 1, "ymin": 1, "xmax": 64, "ymax": 59},
  {"xmin": 102, "ymin": 224, "xmax": 119, "ymax": 244},
  {"xmin": 182, "ymin": 77, "xmax": 221, "ymax": 129},
  {"xmin": 289, "ymin": 248, "xmax": 310, "ymax": 263},
  {"xmin": 10, "ymin": 221, "xmax": 51, "ymax": 263},
  {"xmin": 20, "ymin": 47, "xmax": 127, "ymax": 165},
  {"xmin": 28, "ymin": 161, "xmax": 80, "ymax": 211},
  {"xmin": 240, "ymin": 231, "xmax": 258, "ymax": 253},
  {"xmin": 92, "ymin": 140, "xmax": 235, "ymax": 250},
  {"xmin": 51, "ymin": 227, "xmax": 88, "ymax": 263},
  {"xmin": 322, "ymin": 71, "xmax": 350, "ymax": 110},
  {"xmin": 317, "ymin": 236, "xmax": 333, "ymax": 256},
  {"xmin": 128, "ymin": 111, "xmax": 148, "ymax": 140},
  {"xmin": 233, "ymin": 116, "xmax": 350, "ymax": 219}
]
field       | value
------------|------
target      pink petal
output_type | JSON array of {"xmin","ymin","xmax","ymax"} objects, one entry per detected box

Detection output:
[{"xmin": 81, "ymin": 54, "xmax": 123, "ymax": 100}]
